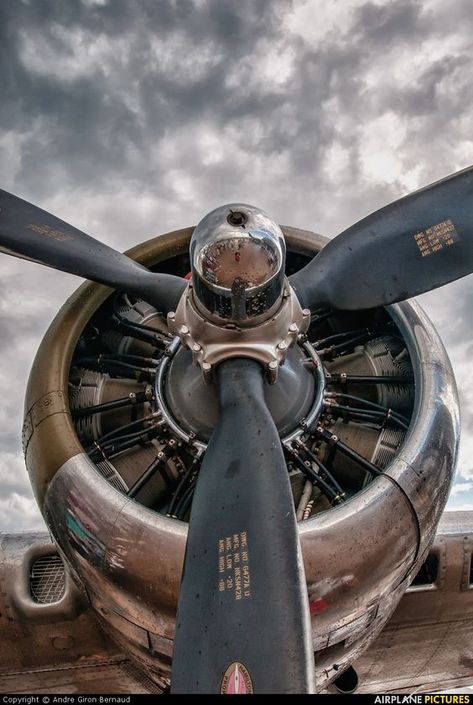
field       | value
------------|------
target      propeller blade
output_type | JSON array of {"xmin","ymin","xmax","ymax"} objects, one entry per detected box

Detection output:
[
  {"xmin": 171, "ymin": 358, "xmax": 315, "ymax": 694},
  {"xmin": 290, "ymin": 165, "xmax": 473, "ymax": 310},
  {"xmin": 0, "ymin": 189, "xmax": 186, "ymax": 313}
]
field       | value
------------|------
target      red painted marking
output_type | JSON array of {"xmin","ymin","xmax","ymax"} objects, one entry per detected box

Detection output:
[
  {"xmin": 184, "ymin": 272, "xmax": 192, "ymax": 280},
  {"xmin": 310, "ymin": 597, "xmax": 328, "ymax": 615},
  {"xmin": 229, "ymin": 664, "xmax": 247, "ymax": 693},
  {"xmin": 221, "ymin": 662, "xmax": 253, "ymax": 694}
]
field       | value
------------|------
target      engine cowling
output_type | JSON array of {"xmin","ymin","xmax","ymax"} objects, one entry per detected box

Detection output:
[{"xmin": 22, "ymin": 225, "xmax": 459, "ymax": 691}]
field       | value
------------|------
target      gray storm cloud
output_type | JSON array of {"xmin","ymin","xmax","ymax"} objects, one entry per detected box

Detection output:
[{"xmin": 1, "ymin": 0, "xmax": 473, "ymax": 529}]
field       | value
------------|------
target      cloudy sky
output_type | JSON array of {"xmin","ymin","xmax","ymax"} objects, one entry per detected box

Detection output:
[{"xmin": 1, "ymin": 0, "xmax": 473, "ymax": 530}]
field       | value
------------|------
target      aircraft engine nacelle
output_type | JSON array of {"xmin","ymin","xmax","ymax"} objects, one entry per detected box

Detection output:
[{"xmin": 22, "ymin": 226, "xmax": 459, "ymax": 691}]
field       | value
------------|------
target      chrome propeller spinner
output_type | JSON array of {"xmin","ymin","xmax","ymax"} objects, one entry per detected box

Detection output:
[{"xmin": 168, "ymin": 204, "xmax": 310, "ymax": 382}]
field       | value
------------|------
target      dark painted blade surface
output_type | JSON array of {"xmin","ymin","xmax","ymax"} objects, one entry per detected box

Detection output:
[
  {"xmin": 171, "ymin": 358, "xmax": 315, "ymax": 694},
  {"xmin": 0, "ymin": 189, "xmax": 186, "ymax": 313},
  {"xmin": 290, "ymin": 166, "xmax": 473, "ymax": 310}
]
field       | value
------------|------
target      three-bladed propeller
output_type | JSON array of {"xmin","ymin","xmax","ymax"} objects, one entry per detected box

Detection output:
[
  {"xmin": 290, "ymin": 166, "xmax": 473, "ymax": 310},
  {"xmin": 1, "ymin": 166, "xmax": 473, "ymax": 693},
  {"xmin": 0, "ymin": 190, "xmax": 186, "ymax": 314}
]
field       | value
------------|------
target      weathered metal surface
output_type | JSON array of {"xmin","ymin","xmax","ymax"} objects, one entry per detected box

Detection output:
[
  {"xmin": 384, "ymin": 303, "xmax": 460, "ymax": 559},
  {"xmin": 43, "ymin": 453, "xmax": 184, "ymax": 679},
  {"xmin": 24, "ymin": 225, "xmax": 460, "ymax": 690},
  {"xmin": 0, "ymin": 533, "xmax": 122, "ymax": 679},
  {"xmin": 2, "ymin": 511, "xmax": 472, "ymax": 693},
  {"xmin": 353, "ymin": 511, "xmax": 473, "ymax": 693},
  {"xmin": 0, "ymin": 661, "xmax": 162, "ymax": 695},
  {"xmin": 0, "ymin": 533, "xmax": 168, "ymax": 693},
  {"xmin": 23, "ymin": 227, "xmax": 194, "ymax": 506}
]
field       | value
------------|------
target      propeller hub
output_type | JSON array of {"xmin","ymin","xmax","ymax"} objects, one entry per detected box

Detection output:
[
  {"xmin": 159, "ymin": 343, "xmax": 321, "ymax": 444},
  {"xmin": 169, "ymin": 204, "xmax": 309, "ymax": 381},
  {"xmin": 167, "ymin": 281, "xmax": 310, "ymax": 382}
]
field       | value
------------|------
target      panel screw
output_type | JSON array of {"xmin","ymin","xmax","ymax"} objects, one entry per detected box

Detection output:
[{"xmin": 277, "ymin": 340, "xmax": 287, "ymax": 351}]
